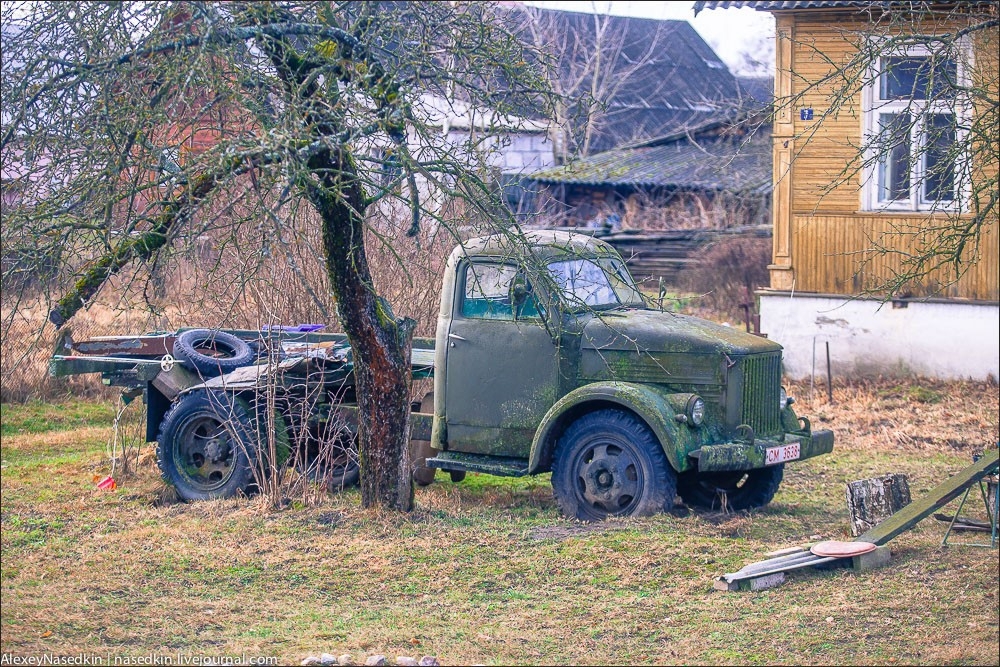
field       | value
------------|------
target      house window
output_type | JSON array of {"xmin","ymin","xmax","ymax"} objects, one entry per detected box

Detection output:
[
  {"xmin": 863, "ymin": 46, "xmax": 967, "ymax": 212},
  {"xmin": 159, "ymin": 147, "xmax": 181, "ymax": 175}
]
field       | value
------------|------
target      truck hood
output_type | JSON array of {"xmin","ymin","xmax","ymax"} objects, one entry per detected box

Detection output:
[{"xmin": 580, "ymin": 308, "xmax": 782, "ymax": 357}]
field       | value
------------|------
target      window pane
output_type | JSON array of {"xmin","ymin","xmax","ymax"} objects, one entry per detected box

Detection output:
[
  {"xmin": 547, "ymin": 259, "xmax": 618, "ymax": 309},
  {"xmin": 605, "ymin": 259, "xmax": 644, "ymax": 306},
  {"xmin": 877, "ymin": 113, "xmax": 911, "ymax": 202},
  {"xmin": 880, "ymin": 56, "xmax": 956, "ymax": 100},
  {"xmin": 463, "ymin": 264, "xmax": 517, "ymax": 319},
  {"xmin": 923, "ymin": 113, "xmax": 956, "ymax": 203}
]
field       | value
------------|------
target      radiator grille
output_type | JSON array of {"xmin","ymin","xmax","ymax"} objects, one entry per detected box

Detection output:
[{"xmin": 740, "ymin": 353, "xmax": 782, "ymax": 435}]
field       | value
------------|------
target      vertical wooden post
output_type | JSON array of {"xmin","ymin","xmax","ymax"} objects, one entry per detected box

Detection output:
[
  {"xmin": 826, "ymin": 341, "xmax": 833, "ymax": 402},
  {"xmin": 768, "ymin": 15, "xmax": 795, "ymax": 292}
]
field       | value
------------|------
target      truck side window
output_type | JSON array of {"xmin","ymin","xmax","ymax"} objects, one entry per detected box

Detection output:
[
  {"xmin": 463, "ymin": 264, "xmax": 516, "ymax": 319},
  {"xmin": 462, "ymin": 264, "xmax": 542, "ymax": 320}
]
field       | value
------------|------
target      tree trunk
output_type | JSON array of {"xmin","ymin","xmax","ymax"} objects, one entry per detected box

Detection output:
[
  {"xmin": 846, "ymin": 473, "xmax": 911, "ymax": 537},
  {"xmin": 304, "ymin": 147, "xmax": 414, "ymax": 512}
]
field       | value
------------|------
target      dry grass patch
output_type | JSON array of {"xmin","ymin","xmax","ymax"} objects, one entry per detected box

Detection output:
[{"xmin": 2, "ymin": 379, "xmax": 998, "ymax": 665}]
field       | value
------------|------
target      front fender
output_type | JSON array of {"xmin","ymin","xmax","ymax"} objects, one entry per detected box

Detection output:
[{"xmin": 528, "ymin": 382, "xmax": 707, "ymax": 474}]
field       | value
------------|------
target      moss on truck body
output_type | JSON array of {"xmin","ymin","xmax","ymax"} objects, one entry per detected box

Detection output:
[
  {"xmin": 51, "ymin": 231, "xmax": 833, "ymax": 519},
  {"xmin": 425, "ymin": 231, "xmax": 833, "ymax": 511}
]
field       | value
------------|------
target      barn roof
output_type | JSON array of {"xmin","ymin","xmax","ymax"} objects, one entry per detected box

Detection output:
[
  {"xmin": 513, "ymin": 6, "xmax": 743, "ymax": 153},
  {"xmin": 525, "ymin": 122, "xmax": 771, "ymax": 194}
]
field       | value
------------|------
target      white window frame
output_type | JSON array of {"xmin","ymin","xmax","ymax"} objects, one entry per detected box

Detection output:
[{"xmin": 861, "ymin": 40, "xmax": 971, "ymax": 213}]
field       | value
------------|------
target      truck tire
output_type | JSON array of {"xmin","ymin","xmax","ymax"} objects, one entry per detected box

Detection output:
[
  {"xmin": 156, "ymin": 391, "xmax": 258, "ymax": 501},
  {"xmin": 306, "ymin": 449, "xmax": 360, "ymax": 492},
  {"xmin": 173, "ymin": 329, "xmax": 254, "ymax": 377},
  {"xmin": 676, "ymin": 465, "xmax": 784, "ymax": 511},
  {"xmin": 551, "ymin": 409, "xmax": 676, "ymax": 521},
  {"xmin": 298, "ymin": 423, "xmax": 360, "ymax": 492},
  {"xmin": 314, "ymin": 440, "xmax": 360, "ymax": 492},
  {"xmin": 411, "ymin": 449, "xmax": 437, "ymax": 486}
]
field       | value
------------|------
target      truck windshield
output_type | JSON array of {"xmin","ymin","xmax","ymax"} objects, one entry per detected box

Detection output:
[{"xmin": 547, "ymin": 257, "xmax": 645, "ymax": 311}]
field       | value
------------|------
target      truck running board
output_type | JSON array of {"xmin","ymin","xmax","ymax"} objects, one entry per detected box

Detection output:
[{"xmin": 425, "ymin": 453, "xmax": 530, "ymax": 477}]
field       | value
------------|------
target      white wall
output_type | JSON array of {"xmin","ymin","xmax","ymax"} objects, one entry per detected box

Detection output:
[
  {"xmin": 759, "ymin": 292, "xmax": 1000, "ymax": 381},
  {"xmin": 501, "ymin": 133, "xmax": 555, "ymax": 173},
  {"xmin": 443, "ymin": 130, "xmax": 554, "ymax": 173}
]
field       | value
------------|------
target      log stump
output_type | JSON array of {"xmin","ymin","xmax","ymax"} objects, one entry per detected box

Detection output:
[{"xmin": 846, "ymin": 474, "xmax": 912, "ymax": 537}]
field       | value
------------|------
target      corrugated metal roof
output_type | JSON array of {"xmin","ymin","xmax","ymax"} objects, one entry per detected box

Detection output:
[
  {"xmin": 736, "ymin": 76, "xmax": 774, "ymax": 107},
  {"xmin": 525, "ymin": 130, "xmax": 771, "ymax": 193},
  {"xmin": 693, "ymin": 1, "xmax": 918, "ymax": 12}
]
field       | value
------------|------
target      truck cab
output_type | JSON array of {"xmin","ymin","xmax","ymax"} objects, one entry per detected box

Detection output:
[{"xmin": 424, "ymin": 230, "xmax": 833, "ymax": 519}]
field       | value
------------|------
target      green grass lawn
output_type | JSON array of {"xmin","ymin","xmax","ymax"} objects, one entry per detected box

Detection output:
[{"xmin": 1, "ymin": 384, "xmax": 998, "ymax": 665}]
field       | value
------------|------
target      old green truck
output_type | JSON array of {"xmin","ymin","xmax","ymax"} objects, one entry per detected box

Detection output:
[{"xmin": 51, "ymin": 230, "xmax": 833, "ymax": 520}]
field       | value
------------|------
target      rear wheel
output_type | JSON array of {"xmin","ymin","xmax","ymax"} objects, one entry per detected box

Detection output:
[
  {"xmin": 156, "ymin": 391, "xmax": 257, "ymax": 501},
  {"xmin": 298, "ymin": 430, "xmax": 360, "ymax": 492},
  {"xmin": 551, "ymin": 409, "xmax": 675, "ymax": 521},
  {"xmin": 676, "ymin": 465, "xmax": 784, "ymax": 511}
]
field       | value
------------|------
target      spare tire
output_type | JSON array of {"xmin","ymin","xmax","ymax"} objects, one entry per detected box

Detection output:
[{"xmin": 173, "ymin": 329, "xmax": 254, "ymax": 377}]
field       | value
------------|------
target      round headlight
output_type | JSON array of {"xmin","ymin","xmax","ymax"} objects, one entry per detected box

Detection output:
[
  {"xmin": 779, "ymin": 386, "xmax": 788, "ymax": 411},
  {"xmin": 686, "ymin": 395, "xmax": 706, "ymax": 426}
]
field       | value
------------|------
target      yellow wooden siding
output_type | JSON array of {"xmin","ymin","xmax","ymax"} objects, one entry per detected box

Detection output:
[
  {"xmin": 789, "ymin": 18, "xmax": 872, "ymax": 213},
  {"xmin": 791, "ymin": 213, "xmax": 999, "ymax": 301},
  {"xmin": 771, "ymin": 12, "xmax": 999, "ymax": 301}
]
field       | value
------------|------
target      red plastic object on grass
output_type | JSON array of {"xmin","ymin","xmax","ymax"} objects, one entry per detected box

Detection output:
[{"xmin": 96, "ymin": 476, "xmax": 117, "ymax": 491}]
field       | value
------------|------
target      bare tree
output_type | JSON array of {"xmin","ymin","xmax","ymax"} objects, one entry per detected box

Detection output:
[
  {"xmin": 0, "ymin": 1, "xmax": 548, "ymax": 511},
  {"xmin": 509, "ymin": 5, "xmax": 739, "ymax": 161}
]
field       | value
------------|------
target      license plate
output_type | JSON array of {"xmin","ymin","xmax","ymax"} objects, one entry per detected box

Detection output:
[{"xmin": 765, "ymin": 443, "xmax": 800, "ymax": 465}]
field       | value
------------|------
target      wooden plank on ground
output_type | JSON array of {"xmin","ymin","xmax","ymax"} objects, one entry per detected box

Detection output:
[{"xmin": 856, "ymin": 448, "xmax": 999, "ymax": 545}]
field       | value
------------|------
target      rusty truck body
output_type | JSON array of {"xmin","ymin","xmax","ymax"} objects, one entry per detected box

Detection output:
[{"xmin": 51, "ymin": 231, "xmax": 833, "ymax": 520}]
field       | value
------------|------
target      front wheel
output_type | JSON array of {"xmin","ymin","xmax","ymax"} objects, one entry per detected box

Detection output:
[
  {"xmin": 676, "ymin": 465, "xmax": 784, "ymax": 511},
  {"xmin": 156, "ymin": 391, "xmax": 258, "ymax": 501},
  {"xmin": 551, "ymin": 409, "xmax": 675, "ymax": 521}
]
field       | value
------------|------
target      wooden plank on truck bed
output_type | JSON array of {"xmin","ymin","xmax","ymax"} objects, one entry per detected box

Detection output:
[
  {"xmin": 49, "ymin": 355, "xmax": 164, "ymax": 379},
  {"xmin": 411, "ymin": 348, "xmax": 435, "ymax": 372},
  {"xmin": 71, "ymin": 335, "xmax": 173, "ymax": 357}
]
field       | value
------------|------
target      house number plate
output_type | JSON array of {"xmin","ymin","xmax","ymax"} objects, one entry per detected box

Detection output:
[{"xmin": 766, "ymin": 443, "xmax": 800, "ymax": 465}]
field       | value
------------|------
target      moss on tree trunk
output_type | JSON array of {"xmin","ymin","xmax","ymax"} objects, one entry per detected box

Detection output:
[{"xmin": 303, "ymin": 146, "xmax": 415, "ymax": 512}]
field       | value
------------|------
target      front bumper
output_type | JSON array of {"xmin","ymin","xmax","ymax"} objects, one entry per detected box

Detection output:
[{"xmin": 689, "ymin": 429, "xmax": 834, "ymax": 472}]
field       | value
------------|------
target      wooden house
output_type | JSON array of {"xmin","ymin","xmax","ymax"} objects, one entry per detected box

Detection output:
[{"xmin": 695, "ymin": 0, "xmax": 999, "ymax": 380}]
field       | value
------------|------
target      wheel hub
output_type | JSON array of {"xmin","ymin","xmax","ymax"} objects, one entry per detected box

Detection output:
[
  {"xmin": 203, "ymin": 438, "xmax": 228, "ymax": 463},
  {"xmin": 577, "ymin": 443, "xmax": 640, "ymax": 515}
]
